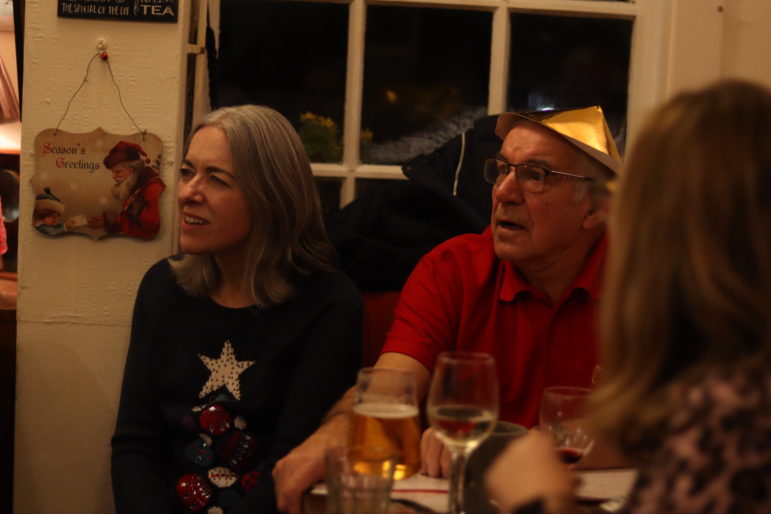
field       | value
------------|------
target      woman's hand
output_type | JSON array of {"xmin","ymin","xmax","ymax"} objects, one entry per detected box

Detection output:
[{"xmin": 485, "ymin": 430, "xmax": 578, "ymax": 513}]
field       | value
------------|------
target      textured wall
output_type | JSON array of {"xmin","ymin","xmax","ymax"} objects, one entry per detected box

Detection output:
[
  {"xmin": 14, "ymin": 3, "xmax": 188, "ymax": 513},
  {"xmin": 722, "ymin": 0, "xmax": 771, "ymax": 85}
]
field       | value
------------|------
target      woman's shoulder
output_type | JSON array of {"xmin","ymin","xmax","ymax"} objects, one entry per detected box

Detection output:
[
  {"xmin": 625, "ymin": 370, "xmax": 771, "ymax": 513},
  {"xmin": 663, "ymin": 369, "xmax": 771, "ymax": 435},
  {"xmin": 135, "ymin": 255, "xmax": 186, "ymax": 303},
  {"xmin": 674, "ymin": 368, "xmax": 771, "ymax": 414},
  {"xmin": 140, "ymin": 256, "xmax": 176, "ymax": 284}
]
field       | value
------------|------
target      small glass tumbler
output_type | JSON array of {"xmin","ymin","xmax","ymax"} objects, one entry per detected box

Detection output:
[{"xmin": 325, "ymin": 445, "xmax": 398, "ymax": 514}]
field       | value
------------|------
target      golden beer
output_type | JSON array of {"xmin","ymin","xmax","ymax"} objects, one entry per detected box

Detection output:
[{"xmin": 349, "ymin": 402, "xmax": 421, "ymax": 480}]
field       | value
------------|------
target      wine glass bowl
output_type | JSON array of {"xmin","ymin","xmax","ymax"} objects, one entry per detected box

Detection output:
[
  {"xmin": 429, "ymin": 405, "xmax": 496, "ymax": 448},
  {"xmin": 539, "ymin": 386, "xmax": 595, "ymax": 468},
  {"xmin": 427, "ymin": 351, "xmax": 498, "ymax": 514}
]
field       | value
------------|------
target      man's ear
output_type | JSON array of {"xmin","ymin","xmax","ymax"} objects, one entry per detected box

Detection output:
[{"xmin": 582, "ymin": 194, "xmax": 610, "ymax": 230}]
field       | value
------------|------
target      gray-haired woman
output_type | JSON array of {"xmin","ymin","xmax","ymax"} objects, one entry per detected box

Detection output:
[{"xmin": 111, "ymin": 105, "xmax": 362, "ymax": 514}]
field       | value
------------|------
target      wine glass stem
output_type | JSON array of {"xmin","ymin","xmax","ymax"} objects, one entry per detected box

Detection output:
[{"xmin": 448, "ymin": 448, "xmax": 469, "ymax": 514}]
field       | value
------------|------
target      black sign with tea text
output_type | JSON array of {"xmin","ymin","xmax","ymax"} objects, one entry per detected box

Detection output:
[{"xmin": 58, "ymin": 0, "xmax": 178, "ymax": 23}]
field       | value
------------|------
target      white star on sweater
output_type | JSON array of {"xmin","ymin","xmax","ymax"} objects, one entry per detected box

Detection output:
[{"xmin": 198, "ymin": 341, "xmax": 255, "ymax": 400}]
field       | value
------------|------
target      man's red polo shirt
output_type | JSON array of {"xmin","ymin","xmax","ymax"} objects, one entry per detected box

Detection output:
[{"xmin": 381, "ymin": 227, "xmax": 605, "ymax": 427}]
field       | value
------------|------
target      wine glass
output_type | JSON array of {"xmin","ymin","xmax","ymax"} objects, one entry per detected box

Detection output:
[
  {"xmin": 427, "ymin": 352, "xmax": 498, "ymax": 514},
  {"xmin": 539, "ymin": 386, "xmax": 595, "ymax": 468}
]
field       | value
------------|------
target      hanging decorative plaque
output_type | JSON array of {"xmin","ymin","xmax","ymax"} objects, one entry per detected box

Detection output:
[
  {"xmin": 31, "ymin": 51, "xmax": 166, "ymax": 240},
  {"xmin": 31, "ymin": 128, "xmax": 165, "ymax": 240}
]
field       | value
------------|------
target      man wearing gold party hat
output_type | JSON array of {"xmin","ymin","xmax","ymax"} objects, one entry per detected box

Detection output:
[{"xmin": 274, "ymin": 106, "xmax": 622, "ymax": 514}]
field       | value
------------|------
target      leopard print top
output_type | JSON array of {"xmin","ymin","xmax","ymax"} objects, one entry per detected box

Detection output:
[{"xmin": 621, "ymin": 370, "xmax": 771, "ymax": 513}]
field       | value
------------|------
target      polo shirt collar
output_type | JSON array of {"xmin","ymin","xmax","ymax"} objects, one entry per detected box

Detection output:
[{"xmin": 498, "ymin": 232, "xmax": 608, "ymax": 303}]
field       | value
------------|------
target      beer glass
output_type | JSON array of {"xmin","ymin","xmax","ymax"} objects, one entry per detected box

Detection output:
[{"xmin": 348, "ymin": 367, "xmax": 420, "ymax": 480}]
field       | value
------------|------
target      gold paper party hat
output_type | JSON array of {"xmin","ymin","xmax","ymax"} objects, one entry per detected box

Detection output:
[{"xmin": 495, "ymin": 106, "xmax": 623, "ymax": 176}]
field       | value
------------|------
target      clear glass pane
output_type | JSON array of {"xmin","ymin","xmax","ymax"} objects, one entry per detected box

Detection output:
[
  {"xmin": 216, "ymin": 1, "xmax": 348, "ymax": 163},
  {"xmin": 314, "ymin": 177, "xmax": 343, "ymax": 216},
  {"xmin": 362, "ymin": 6, "xmax": 491, "ymax": 165},
  {"xmin": 507, "ymin": 14, "xmax": 632, "ymax": 153}
]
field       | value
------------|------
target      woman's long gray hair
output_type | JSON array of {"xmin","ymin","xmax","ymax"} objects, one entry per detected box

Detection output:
[{"xmin": 171, "ymin": 105, "xmax": 337, "ymax": 307}]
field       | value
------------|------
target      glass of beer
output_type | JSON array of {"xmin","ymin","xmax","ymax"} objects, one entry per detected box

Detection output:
[{"xmin": 348, "ymin": 367, "xmax": 420, "ymax": 480}]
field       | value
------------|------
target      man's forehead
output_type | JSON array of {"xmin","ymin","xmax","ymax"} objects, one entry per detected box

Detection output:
[{"xmin": 500, "ymin": 121, "xmax": 580, "ymax": 165}]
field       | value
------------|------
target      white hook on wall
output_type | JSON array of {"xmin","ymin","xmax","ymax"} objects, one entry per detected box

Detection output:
[{"xmin": 96, "ymin": 38, "xmax": 107, "ymax": 52}]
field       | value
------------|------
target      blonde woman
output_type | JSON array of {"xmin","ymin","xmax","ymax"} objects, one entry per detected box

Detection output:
[
  {"xmin": 486, "ymin": 80, "xmax": 771, "ymax": 513},
  {"xmin": 111, "ymin": 106, "xmax": 362, "ymax": 514}
]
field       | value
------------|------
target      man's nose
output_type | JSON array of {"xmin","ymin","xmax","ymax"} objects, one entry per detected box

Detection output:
[{"xmin": 493, "ymin": 170, "xmax": 525, "ymax": 204}]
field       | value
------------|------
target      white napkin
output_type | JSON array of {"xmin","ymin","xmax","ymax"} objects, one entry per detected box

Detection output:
[{"xmin": 576, "ymin": 468, "xmax": 637, "ymax": 501}]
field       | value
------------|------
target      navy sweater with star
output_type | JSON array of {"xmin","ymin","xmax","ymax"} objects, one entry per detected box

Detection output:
[{"xmin": 111, "ymin": 257, "xmax": 362, "ymax": 514}]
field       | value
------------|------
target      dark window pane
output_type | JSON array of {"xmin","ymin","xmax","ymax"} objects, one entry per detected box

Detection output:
[
  {"xmin": 362, "ymin": 6, "xmax": 491, "ymax": 164},
  {"xmin": 217, "ymin": 1, "xmax": 348, "ymax": 162},
  {"xmin": 354, "ymin": 178, "xmax": 403, "ymax": 200},
  {"xmin": 508, "ymin": 14, "xmax": 632, "ymax": 153},
  {"xmin": 314, "ymin": 177, "xmax": 343, "ymax": 216}
]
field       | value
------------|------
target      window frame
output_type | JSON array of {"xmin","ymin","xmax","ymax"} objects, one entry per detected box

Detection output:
[{"xmin": 191, "ymin": 0, "xmax": 724, "ymax": 208}]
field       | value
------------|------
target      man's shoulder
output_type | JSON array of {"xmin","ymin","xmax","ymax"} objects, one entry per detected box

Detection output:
[
  {"xmin": 422, "ymin": 228, "xmax": 495, "ymax": 265},
  {"xmin": 408, "ymin": 229, "xmax": 500, "ymax": 291}
]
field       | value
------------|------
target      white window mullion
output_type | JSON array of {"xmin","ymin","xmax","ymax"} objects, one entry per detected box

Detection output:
[
  {"xmin": 189, "ymin": 0, "xmax": 211, "ymax": 129},
  {"xmin": 505, "ymin": 0, "xmax": 636, "ymax": 17},
  {"xmin": 488, "ymin": 5, "xmax": 510, "ymax": 115},
  {"xmin": 341, "ymin": 0, "xmax": 367, "ymax": 206},
  {"xmin": 368, "ymin": 0, "xmax": 500, "ymax": 7},
  {"xmin": 355, "ymin": 164, "xmax": 411, "ymax": 179}
]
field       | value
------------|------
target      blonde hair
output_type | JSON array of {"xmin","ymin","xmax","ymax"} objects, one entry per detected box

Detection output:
[
  {"xmin": 171, "ymin": 105, "xmax": 337, "ymax": 307},
  {"xmin": 590, "ymin": 80, "xmax": 771, "ymax": 457}
]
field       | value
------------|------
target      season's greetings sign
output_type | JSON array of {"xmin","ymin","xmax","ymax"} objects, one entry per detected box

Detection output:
[{"xmin": 31, "ymin": 128, "xmax": 165, "ymax": 240}]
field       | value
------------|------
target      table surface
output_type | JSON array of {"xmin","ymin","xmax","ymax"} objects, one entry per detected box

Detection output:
[{"xmin": 305, "ymin": 468, "xmax": 636, "ymax": 513}]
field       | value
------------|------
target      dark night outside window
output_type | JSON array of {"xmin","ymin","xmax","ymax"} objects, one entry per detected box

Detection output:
[
  {"xmin": 361, "ymin": 6, "xmax": 491, "ymax": 164},
  {"xmin": 217, "ymin": 1, "xmax": 348, "ymax": 163},
  {"xmin": 213, "ymin": 2, "xmax": 632, "ymax": 212},
  {"xmin": 508, "ymin": 13, "xmax": 632, "ymax": 153}
]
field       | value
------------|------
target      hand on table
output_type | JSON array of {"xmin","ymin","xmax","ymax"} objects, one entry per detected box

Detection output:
[
  {"xmin": 484, "ymin": 430, "xmax": 577, "ymax": 514},
  {"xmin": 273, "ymin": 415, "xmax": 348, "ymax": 514},
  {"xmin": 419, "ymin": 427, "xmax": 452, "ymax": 478}
]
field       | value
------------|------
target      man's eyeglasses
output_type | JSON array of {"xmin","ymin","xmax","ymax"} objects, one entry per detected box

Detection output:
[{"xmin": 483, "ymin": 155, "xmax": 594, "ymax": 194}]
